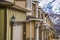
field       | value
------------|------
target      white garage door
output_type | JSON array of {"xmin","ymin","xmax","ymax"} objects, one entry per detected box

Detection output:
[{"xmin": 13, "ymin": 23, "xmax": 23, "ymax": 40}]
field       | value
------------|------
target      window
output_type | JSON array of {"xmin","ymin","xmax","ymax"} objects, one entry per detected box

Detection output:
[
  {"xmin": 45, "ymin": 14, "xmax": 48, "ymax": 17},
  {"xmin": 38, "ymin": 10, "xmax": 40, "ymax": 18},
  {"xmin": 41, "ymin": 14, "xmax": 43, "ymax": 19}
]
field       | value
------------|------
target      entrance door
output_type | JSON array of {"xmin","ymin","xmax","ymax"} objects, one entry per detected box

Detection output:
[{"xmin": 13, "ymin": 22, "xmax": 23, "ymax": 40}]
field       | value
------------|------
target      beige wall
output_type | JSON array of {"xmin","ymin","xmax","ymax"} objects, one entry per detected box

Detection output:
[
  {"xmin": 26, "ymin": 22, "xmax": 30, "ymax": 38},
  {"xmin": 15, "ymin": 1, "xmax": 26, "ymax": 8},
  {"xmin": 31, "ymin": 21, "xmax": 35, "ymax": 38},
  {"xmin": 6, "ymin": 8, "xmax": 26, "ymax": 40},
  {"xmin": 26, "ymin": 21, "xmax": 35, "ymax": 40},
  {"xmin": 0, "ymin": 9, "xmax": 4, "ymax": 40}
]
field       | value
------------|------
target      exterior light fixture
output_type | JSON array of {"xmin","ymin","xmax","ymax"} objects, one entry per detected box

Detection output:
[
  {"xmin": 26, "ymin": 16, "xmax": 30, "ymax": 22},
  {"xmin": 35, "ymin": 24, "xmax": 38, "ymax": 29},
  {"xmin": 10, "ymin": 15, "xmax": 15, "ymax": 26}
]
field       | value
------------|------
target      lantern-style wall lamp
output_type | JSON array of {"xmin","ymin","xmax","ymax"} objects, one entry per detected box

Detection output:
[{"xmin": 10, "ymin": 15, "xmax": 15, "ymax": 26}]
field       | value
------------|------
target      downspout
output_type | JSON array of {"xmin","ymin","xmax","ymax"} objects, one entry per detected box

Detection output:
[
  {"xmin": 44, "ymin": 30, "xmax": 46, "ymax": 40},
  {"xmin": 36, "ymin": 24, "xmax": 39, "ymax": 40},
  {"xmin": 42, "ymin": 29, "xmax": 44, "ymax": 40},
  {"xmin": 30, "ymin": 20, "xmax": 32, "ymax": 40},
  {"xmin": 37, "ymin": 26, "xmax": 39, "ymax": 40}
]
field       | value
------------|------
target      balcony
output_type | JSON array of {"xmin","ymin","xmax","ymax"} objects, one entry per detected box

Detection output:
[{"xmin": 0, "ymin": 0, "xmax": 15, "ymax": 5}]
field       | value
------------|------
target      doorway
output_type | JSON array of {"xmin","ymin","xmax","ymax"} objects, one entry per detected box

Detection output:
[{"xmin": 12, "ymin": 22, "xmax": 23, "ymax": 40}]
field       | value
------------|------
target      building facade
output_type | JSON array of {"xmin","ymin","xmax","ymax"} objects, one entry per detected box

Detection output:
[
  {"xmin": 26, "ymin": 0, "xmax": 43, "ymax": 40},
  {"xmin": 0, "ymin": 0, "xmax": 55, "ymax": 40},
  {"xmin": 0, "ymin": 0, "xmax": 30, "ymax": 40},
  {"xmin": 38, "ymin": 10, "xmax": 55, "ymax": 40}
]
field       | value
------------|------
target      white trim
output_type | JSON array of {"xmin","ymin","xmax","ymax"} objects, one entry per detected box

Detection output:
[
  {"xmin": 29, "ymin": 18, "xmax": 44, "ymax": 21},
  {"xmin": 42, "ymin": 30, "xmax": 44, "ymax": 40},
  {"xmin": 30, "ymin": 20, "xmax": 32, "ymax": 40},
  {"xmin": 36, "ymin": 26, "xmax": 39, "ymax": 40},
  {"xmin": 12, "ymin": 19, "xmax": 26, "ymax": 22}
]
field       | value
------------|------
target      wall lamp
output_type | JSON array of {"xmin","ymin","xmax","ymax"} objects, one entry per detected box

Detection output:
[{"xmin": 10, "ymin": 15, "xmax": 15, "ymax": 26}]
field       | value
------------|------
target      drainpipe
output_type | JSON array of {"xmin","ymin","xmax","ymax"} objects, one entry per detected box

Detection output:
[
  {"xmin": 35, "ymin": 24, "xmax": 39, "ymax": 40},
  {"xmin": 45, "ymin": 30, "xmax": 46, "ymax": 40},
  {"xmin": 37, "ymin": 25, "xmax": 39, "ymax": 40},
  {"xmin": 47, "ymin": 30, "xmax": 48, "ymax": 40},
  {"xmin": 46, "ymin": 27, "xmax": 50, "ymax": 40},
  {"xmin": 30, "ymin": 20, "xmax": 32, "ymax": 40},
  {"xmin": 42, "ymin": 29, "xmax": 44, "ymax": 40}
]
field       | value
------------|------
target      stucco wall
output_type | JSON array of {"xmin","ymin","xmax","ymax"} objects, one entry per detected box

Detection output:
[
  {"xmin": 26, "ymin": 21, "xmax": 35, "ymax": 40},
  {"xmin": 6, "ymin": 8, "xmax": 26, "ymax": 40},
  {"xmin": 0, "ymin": 9, "xmax": 4, "ymax": 40},
  {"xmin": 15, "ymin": 1, "xmax": 26, "ymax": 8},
  {"xmin": 31, "ymin": 22, "xmax": 35, "ymax": 38},
  {"xmin": 26, "ymin": 22, "xmax": 30, "ymax": 38}
]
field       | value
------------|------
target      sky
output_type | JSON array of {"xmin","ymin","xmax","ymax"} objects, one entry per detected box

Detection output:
[
  {"xmin": 39, "ymin": 0, "xmax": 60, "ymax": 34},
  {"xmin": 39, "ymin": 0, "xmax": 60, "ymax": 24},
  {"xmin": 39, "ymin": 0, "xmax": 60, "ymax": 14}
]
